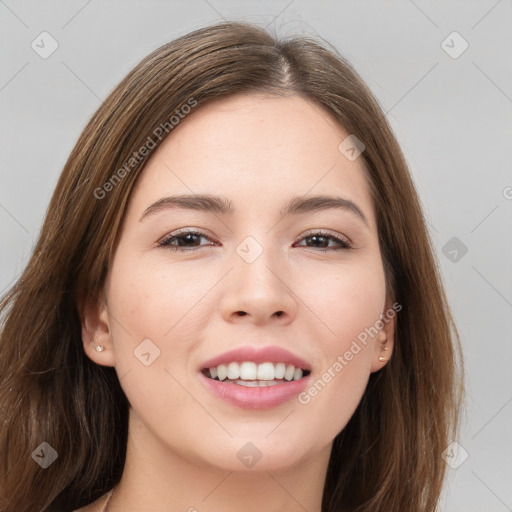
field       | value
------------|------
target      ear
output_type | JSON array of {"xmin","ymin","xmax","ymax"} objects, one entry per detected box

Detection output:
[
  {"xmin": 370, "ymin": 297, "xmax": 396, "ymax": 373},
  {"xmin": 78, "ymin": 289, "xmax": 116, "ymax": 367}
]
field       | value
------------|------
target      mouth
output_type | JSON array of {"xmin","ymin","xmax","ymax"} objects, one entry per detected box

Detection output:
[
  {"xmin": 198, "ymin": 346, "xmax": 313, "ymax": 409},
  {"xmin": 201, "ymin": 361, "xmax": 311, "ymax": 387}
]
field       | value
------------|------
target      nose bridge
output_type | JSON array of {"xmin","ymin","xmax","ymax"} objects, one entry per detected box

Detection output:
[{"xmin": 219, "ymin": 233, "xmax": 297, "ymax": 324}]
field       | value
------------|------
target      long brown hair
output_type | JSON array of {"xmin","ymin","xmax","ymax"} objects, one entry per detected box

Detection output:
[{"xmin": 0, "ymin": 21, "xmax": 464, "ymax": 511}]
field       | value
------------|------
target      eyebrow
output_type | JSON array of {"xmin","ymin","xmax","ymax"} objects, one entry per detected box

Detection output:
[{"xmin": 139, "ymin": 193, "xmax": 369, "ymax": 227}]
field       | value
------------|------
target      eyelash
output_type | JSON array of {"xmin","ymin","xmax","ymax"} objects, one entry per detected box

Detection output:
[{"xmin": 158, "ymin": 229, "xmax": 352, "ymax": 253}]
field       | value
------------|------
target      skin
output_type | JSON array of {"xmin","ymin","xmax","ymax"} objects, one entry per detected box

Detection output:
[{"xmin": 79, "ymin": 93, "xmax": 394, "ymax": 512}]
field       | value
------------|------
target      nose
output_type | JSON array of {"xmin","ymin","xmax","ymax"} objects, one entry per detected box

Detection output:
[{"xmin": 219, "ymin": 242, "xmax": 298, "ymax": 326}]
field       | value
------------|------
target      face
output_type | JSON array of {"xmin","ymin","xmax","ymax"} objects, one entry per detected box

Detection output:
[{"xmin": 82, "ymin": 93, "xmax": 394, "ymax": 473}]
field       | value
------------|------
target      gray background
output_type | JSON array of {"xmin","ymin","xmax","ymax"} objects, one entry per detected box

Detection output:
[{"xmin": 1, "ymin": 1, "xmax": 511, "ymax": 510}]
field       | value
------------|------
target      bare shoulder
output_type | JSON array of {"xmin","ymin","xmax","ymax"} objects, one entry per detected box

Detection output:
[{"xmin": 72, "ymin": 490, "xmax": 112, "ymax": 512}]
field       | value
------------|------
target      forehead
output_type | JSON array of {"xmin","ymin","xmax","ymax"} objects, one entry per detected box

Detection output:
[{"xmin": 128, "ymin": 93, "xmax": 375, "ymax": 228}]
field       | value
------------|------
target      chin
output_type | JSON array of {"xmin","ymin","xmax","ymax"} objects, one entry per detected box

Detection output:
[{"xmin": 194, "ymin": 435, "xmax": 313, "ymax": 474}]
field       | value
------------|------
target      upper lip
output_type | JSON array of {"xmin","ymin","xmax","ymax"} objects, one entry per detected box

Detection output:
[{"xmin": 200, "ymin": 345, "xmax": 312, "ymax": 371}]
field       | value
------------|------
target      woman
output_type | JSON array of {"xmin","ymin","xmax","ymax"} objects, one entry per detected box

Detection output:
[{"xmin": 0, "ymin": 21, "xmax": 464, "ymax": 512}]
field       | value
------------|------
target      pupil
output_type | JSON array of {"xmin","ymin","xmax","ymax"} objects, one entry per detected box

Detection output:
[
  {"xmin": 180, "ymin": 234, "xmax": 197, "ymax": 246},
  {"xmin": 309, "ymin": 236, "xmax": 327, "ymax": 248}
]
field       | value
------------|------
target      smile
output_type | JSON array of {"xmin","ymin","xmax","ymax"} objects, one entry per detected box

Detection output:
[{"xmin": 202, "ymin": 361, "xmax": 311, "ymax": 386}]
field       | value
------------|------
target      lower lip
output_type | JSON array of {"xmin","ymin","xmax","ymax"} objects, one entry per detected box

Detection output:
[{"xmin": 198, "ymin": 371, "xmax": 312, "ymax": 409}]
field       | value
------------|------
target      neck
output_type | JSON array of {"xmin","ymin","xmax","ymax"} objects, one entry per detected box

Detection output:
[{"xmin": 108, "ymin": 409, "xmax": 330, "ymax": 511}]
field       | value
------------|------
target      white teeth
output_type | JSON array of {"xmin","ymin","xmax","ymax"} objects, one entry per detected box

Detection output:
[
  {"xmin": 233, "ymin": 379, "xmax": 279, "ymax": 387},
  {"xmin": 274, "ymin": 362, "xmax": 286, "ymax": 379},
  {"xmin": 207, "ymin": 361, "xmax": 307, "ymax": 382},
  {"xmin": 239, "ymin": 362, "xmax": 257, "ymax": 380},
  {"xmin": 217, "ymin": 364, "xmax": 227, "ymax": 381},
  {"xmin": 284, "ymin": 364, "xmax": 295, "ymax": 381},
  {"xmin": 227, "ymin": 362, "xmax": 239, "ymax": 380},
  {"xmin": 257, "ymin": 362, "xmax": 275, "ymax": 381}
]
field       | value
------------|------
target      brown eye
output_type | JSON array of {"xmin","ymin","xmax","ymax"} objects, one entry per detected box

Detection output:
[
  {"xmin": 295, "ymin": 231, "xmax": 352, "ymax": 251},
  {"xmin": 159, "ymin": 230, "xmax": 215, "ymax": 252}
]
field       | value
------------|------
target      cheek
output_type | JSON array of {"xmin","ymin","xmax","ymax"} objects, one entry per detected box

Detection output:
[
  {"xmin": 296, "ymin": 349, "xmax": 372, "ymax": 454},
  {"xmin": 107, "ymin": 248, "xmax": 209, "ymax": 341},
  {"xmin": 104, "ymin": 254, "xmax": 205, "ymax": 436},
  {"xmin": 294, "ymin": 263, "xmax": 385, "ymax": 435},
  {"xmin": 301, "ymin": 261, "xmax": 386, "ymax": 350},
  {"xmin": 105, "ymin": 247, "xmax": 216, "ymax": 394}
]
